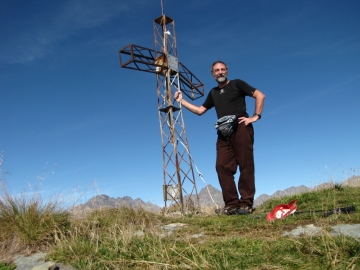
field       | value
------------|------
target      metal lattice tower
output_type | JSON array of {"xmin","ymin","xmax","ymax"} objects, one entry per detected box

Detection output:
[{"xmin": 119, "ymin": 14, "xmax": 204, "ymax": 214}]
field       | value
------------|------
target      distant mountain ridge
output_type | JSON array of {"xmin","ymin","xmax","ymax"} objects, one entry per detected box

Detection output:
[
  {"xmin": 255, "ymin": 175, "xmax": 360, "ymax": 207},
  {"xmin": 72, "ymin": 175, "xmax": 360, "ymax": 213},
  {"xmin": 71, "ymin": 194, "xmax": 162, "ymax": 214}
]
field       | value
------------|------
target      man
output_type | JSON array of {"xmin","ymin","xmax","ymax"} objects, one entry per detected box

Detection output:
[{"xmin": 174, "ymin": 60, "xmax": 265, "ymax": 215}]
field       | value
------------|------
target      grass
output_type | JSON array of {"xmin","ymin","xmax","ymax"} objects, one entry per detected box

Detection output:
[
  {"xmin": 0, "ymin": 262, "xmax": 15, "ymax": 270},
  {"xmin": 0, "ymin": 181, "xmax": 359, "ymax": 269},
  {"xmin": 0, "ymin": 185, "xmax": 70, "ymax": 251}
]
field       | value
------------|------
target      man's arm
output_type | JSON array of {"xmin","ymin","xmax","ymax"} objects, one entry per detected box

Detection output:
[
  {"xmin": 252, "ymin": 89, "xmax": 265, "ymax": 118},
  {"xmin": 239, "ymin": 89, "xmax": 265, "ymax": 125},
  {"xmin": 174, "ymin": 91, "xmax": 208, "ymax": 115}
]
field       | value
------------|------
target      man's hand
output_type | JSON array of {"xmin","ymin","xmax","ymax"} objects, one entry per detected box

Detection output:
[
  {"xmin": 174, "ymin": 91, "xmax": 182, "ymax": 103},
  {"xmin": 173, "ymin": 91, "xmax": 208, "ymax": 115},
  {"xmin": 238, "ymin": 115, "xmax": 259, "ymax": 126}
]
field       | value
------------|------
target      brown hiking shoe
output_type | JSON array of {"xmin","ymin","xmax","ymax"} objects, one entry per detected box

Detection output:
[
  {"xmin": 236, "ymin": 206, "xmax": 253, "ymax": 215},
  {"xmin": 215, "ymin": 207, "xmax": 238, "ymax": 215}
]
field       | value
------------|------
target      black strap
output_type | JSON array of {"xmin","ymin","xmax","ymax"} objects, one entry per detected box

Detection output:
[{"xmin": 294, "ymin": 205, "xmax": 355, "ymax": 217}]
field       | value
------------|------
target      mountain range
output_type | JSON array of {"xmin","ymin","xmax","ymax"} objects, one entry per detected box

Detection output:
[{"xmin": 71, "ymin": 175, "xmax": 360, "ymax": 214}]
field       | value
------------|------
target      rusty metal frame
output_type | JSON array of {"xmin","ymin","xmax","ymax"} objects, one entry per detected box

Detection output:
[
  {"xmin": 118, "ymin": 14, "xmax": 204, "ymax": 214},
  {"xmin": 119, "ymin": 45, "xmax": 204, "ymax": 101}
]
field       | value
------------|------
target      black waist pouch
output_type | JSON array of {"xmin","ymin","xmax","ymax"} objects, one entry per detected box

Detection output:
[{"xmin": 215, "ymin": 115, "xmax": 237, "ymax": 139}]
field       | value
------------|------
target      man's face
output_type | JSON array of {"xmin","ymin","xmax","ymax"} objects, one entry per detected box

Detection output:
[{"xmin": 212, "ymin": 63, "xmax": 228, "ymax": 83}]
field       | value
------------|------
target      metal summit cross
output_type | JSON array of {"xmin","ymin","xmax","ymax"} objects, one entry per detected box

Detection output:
[{"xmin": 119, "ymin": 14, "xmax": 204, "ymax": 214}]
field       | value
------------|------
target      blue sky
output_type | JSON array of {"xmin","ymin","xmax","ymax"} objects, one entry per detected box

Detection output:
[{"xmin": 1, "ymin": 0, "xmax": 360, "ymax": 207}]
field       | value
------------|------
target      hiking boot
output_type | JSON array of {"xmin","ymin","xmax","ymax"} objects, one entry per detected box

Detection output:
[
  {"xmin": 236, "ymin": 206, "xmax": 253, "ymax": 215},
  {"xmin": 215, "ymin": 207, "xmax": 238, "ymax": 215}
]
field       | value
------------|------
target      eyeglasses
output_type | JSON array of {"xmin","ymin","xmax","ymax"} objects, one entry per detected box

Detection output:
[{"xmin": 213, "ymin": 68, "xmax": 227, "ymax": 72}]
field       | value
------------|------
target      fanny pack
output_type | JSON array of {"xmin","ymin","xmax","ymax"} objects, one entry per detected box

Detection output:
[{"xmin": 215, "ymin": 115, "xmax": 237, "ymax": 139}]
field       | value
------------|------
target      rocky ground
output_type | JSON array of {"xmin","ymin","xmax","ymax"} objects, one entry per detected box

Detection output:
[
  {"xmin": 10, "ymin": 221, "xmax": 360, "ymax": 269},
  {"xmin": 8, "ymin": 176, "xmax": 360, "ymax": 269}
]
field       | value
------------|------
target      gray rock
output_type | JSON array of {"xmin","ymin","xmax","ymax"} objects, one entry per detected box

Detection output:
[
  {"xmin": 13, "ymin": 253, "xmax": 46, "ymax": 270},
  {"xmin": 161, "ymin": 223, "xmax": 187, "ymax": 233},
  {"xmin": 32, "ymin": 262, "xmax": 57, "ymax": 270},
  {"xmin": 13, "ymin": 252, "xmax": 75, "ymax": 270},
  {"xmin": 282, "ymin": 224, "xmax": 323, "ymax": 237},
  {"xmin": 282, "ymin": 223, "xmax": 360, "ymax": 241},
  {"xmin": 331, "ymin": 224, "xmax": 360, "ymax": 240}
]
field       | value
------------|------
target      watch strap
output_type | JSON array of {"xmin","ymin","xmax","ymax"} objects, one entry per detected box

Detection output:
[{"xmin": 253, "ymin": 113, "xmax": 261, "ymax": 119}]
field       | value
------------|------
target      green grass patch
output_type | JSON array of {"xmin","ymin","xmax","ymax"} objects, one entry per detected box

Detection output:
[{"xmin": 1, "ymin": 180, "xmax": 359, "ymax": 269}]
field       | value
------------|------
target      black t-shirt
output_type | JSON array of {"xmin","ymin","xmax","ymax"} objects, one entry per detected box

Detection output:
[{"xmin": 202, "ymin": 79, "xmax": 256, "ymax": 118}]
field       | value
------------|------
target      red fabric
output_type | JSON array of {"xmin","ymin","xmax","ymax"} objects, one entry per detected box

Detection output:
[{"xmin": 266, "ymin": 199, "xmax": 297, "ymax": 221}]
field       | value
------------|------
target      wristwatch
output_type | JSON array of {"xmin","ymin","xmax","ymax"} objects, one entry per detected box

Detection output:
[{"xmin": 253, "ymin": 113, "xmax": 261, "ymax": 119}]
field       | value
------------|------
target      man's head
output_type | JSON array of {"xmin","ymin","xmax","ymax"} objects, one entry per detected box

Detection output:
[{"xmin": 211, "ymin": 60, "xmax": 228, "ymax": 83}]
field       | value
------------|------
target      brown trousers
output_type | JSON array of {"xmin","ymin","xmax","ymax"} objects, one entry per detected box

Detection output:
[{"xmin": 215, "ymin": 122, "xmax": 255, "ymax": 208}]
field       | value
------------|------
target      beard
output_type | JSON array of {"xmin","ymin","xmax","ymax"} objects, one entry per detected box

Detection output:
[{"xmin": 216, "ymin": 74, "xmax": 227, "ymax": 83}]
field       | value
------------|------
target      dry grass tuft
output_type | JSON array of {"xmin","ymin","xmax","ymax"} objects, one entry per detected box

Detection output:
[{"xmin": 0, "ymin": 184, "xmax": 70, "ymax": 258}]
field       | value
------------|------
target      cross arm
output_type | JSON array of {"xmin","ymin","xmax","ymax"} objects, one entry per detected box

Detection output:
[{"xmin": 119, "ymin": 44, "xmax": 204, "ymax": 100}]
